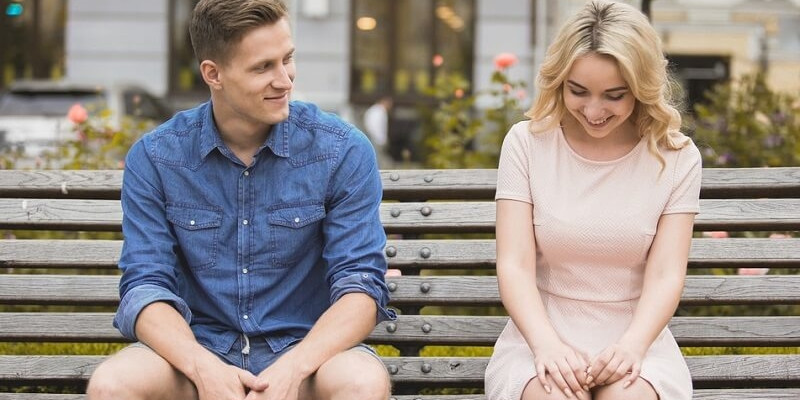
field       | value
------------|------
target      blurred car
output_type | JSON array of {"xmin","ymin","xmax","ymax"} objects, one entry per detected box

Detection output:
[{"xmin": 0, "ymin": 80, "xmax": 173, "ymax": 159}]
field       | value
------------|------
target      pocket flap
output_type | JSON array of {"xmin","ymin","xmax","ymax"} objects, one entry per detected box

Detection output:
[
  {"xmin": 166, "ymin": 204, "xmax": 223, "ymax": 230},
  {"xmin": 269, "ymin": 204, "xmax": 326, "ymax": 228}
]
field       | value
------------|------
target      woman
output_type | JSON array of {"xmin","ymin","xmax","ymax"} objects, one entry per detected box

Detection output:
[{"xmin": 484, "ymin": 1, "xmax": 701, "ymax": 400}]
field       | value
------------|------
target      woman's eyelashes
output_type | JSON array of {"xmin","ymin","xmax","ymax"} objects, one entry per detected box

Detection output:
[{"xmin": 568, "ymin": 89, "xmax": 626, "ymax": 101}]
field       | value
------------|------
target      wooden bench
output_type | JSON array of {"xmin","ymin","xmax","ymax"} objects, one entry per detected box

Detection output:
[{"xmin": 0, "ymin": 167, "xmax": 799, "ymax": 399}]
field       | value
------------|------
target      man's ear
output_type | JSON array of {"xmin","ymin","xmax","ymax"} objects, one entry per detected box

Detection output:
[{"xmin": 200, "ymin": 60, "xmax": 222, "ymax": 90}]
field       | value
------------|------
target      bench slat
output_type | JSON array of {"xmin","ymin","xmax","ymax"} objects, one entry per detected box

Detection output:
[
  {"xmin": 2, "ymin": 168, "xmax": 799, "ymax": 200},
  {"xmin": 3, "ymin": 390, "xmax": 800, "ymax": 400},
  {"xmin": 2, "ymin": 275, "xmax": 799, "ymax": 306},
  {"xmin": 0, "ymin": 170, "xmax": 123, "ymax": 200},
  {"xmin": 2, "ymin": 199, "xmax": 799, "ymax": 232},
  {"xmin": 2, "ymin": 313, "xmax": 798, "ymax": 347},
  {"xmin": 3, "ymin": 237, "xmax": 799, "ymax": 270},
  {"xmin": 2, "ymin": 390, "xmax": 800, "ymax": 400},
  {"xmin": 1, "ymin": 355, "xmax": 797, "ymax": 386}
]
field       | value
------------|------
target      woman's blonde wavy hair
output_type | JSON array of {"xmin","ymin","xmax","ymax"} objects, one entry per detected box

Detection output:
[{"xmin": 527, "ymin": 0, "xmax": 689, "ymax": 166}]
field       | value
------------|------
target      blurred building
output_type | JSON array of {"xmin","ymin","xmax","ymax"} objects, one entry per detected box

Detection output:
[{"xmin": 1, "ymin": 0, "xmax": 798, "ymax": 159}]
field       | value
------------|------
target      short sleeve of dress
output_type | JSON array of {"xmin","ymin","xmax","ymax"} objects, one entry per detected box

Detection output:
[
  {"xmin": 496, "ymin": 122, "xmax": 533, "ymax": 204},
  {"xmin": 663, "ymin": 140, "xmax": 702, "ymax": 215}
]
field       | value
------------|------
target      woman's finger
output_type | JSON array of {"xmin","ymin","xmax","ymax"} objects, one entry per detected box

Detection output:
[
  {"xmin": 594, "ymin": 354, "xmax": 623, "ymax": 385},
  {"xmin": 536, "ymin": 363, "xmax": 551, "ymax": 394},
  {"xmin": 564, "ymin": 353, "xmax": 590, "ymax": 392},
  {"xmin": 623, "ymin": 362, "xmax": 642, "ymax": 389},
  {"xmin": 547, "ymin": 361, "xmax": 573, "ymax": 398}
]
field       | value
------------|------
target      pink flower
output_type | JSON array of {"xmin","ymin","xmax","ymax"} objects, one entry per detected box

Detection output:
[
  {"xmin": 516, "ymin": 89, "xmax": 527, "ymax": 100},
  {"xmin": 67, "ymin": 103, "xmax": 88, "ymax": 124},
  {"xmin": 494, "ymin": 52, "xmax": 518, "ymax": 70},
  {"xmin": 703, "ymin": 231, "xmax": 729, "ymax": 239},
  {"xmin": 769, "ymin": 233, "xmax": 791, "ymax": 239},
  {"xmin": 432, "ymin": 54, "xmax": 444, "ymax": 67},
  {"xmin": 737, "ymin": 268, "xmax": 769, "ymax": 276},
  {"xmin": 454, "ymin": 88, "xmax": 464, "ymax": 98}
]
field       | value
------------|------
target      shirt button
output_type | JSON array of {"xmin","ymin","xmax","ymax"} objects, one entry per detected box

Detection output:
[
  {"xmin": 244, "ymin": 171, "xmax": 250, "ymax": 176},
  {"xmin": 242, "ymin": 219, "xmax": 249, "ymax": 225},
  {"xmin": 242, "ymin": 268, "xmax": 248, "ymax": 274},
  {"xmin": 294, "ymin": 217, "xmax": 300, "ymax": 223},
  {"xmin": 243, "ymin": 315, "xmax": 249, "ymax": 320},
  {"xmin": 189, "ymin": 220, "xmax": 196, "ymax": 226}
]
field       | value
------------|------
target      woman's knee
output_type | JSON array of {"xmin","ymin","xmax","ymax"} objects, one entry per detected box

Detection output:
[
  {"xmin": 521, "ymin": 377, "xmax": 591, "ymax": 400},
  {"xmin": 592, "ymin": 378, "xmax": 656, "ymax": 400}
]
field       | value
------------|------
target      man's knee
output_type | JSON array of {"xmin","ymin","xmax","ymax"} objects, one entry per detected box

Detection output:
[
  {"xmin": 312, "ymin": 349, "xmax": 390, "ymax": 400},
  {"xmin": 87, "ymin": 359, "xmax": 137, "ymax": 400},
  {"xmin": 335, "ymin": 373, "xmax": 390, "ymax": 400},
  {"xmin": 87, "ymin": 345, "xmax": 196, "ymax": 400}
]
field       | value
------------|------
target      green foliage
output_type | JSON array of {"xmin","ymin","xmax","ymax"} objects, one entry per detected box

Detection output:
[
  {"xmin": 46, "ymin": 110, "xmax": 153, "ymax": 170},
  {"xmin": 0, "ymin": 109, "xmax": 153, "ymax": 170},
  {"xmin": 0, "ymin": 342, "xmax": 125, "ymax": 356},
  {"xmin": 690, "ymin": 72, "xmax": 800, "ymax": 167},
  {"xmin": 420, "ymin": 67, "xmax": 526, "ymax": 169}
]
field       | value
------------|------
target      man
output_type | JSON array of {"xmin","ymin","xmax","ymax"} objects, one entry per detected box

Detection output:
[
  {"xmin": 86, "ymin": 1, "xmax": 395, "ymax": 399},
  {"xmin": 363, "ymin": 96, "xmax": 393, "ymax": 168}
]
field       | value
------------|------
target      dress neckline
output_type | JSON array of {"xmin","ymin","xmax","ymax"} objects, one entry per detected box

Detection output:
[{"xmin": 557, "ymin": 126, "xmax": 645, "ymax": 165}]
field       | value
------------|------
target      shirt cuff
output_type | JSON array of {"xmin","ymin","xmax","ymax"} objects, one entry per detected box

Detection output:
[
  {"xmin": 330, "ymin": 272, "xmax": 397, "ymax": 324},
  {"xmin": 113, "ymin": 283, "xmax": 192, "ymax": 340}
]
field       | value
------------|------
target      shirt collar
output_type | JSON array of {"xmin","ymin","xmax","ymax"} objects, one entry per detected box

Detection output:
[
  {"xmin": 264, "ymin": 114, "xmax": 290, "ymax": 158},
  {"xmin": 198, "ymin": 101, "xmax": 225, "ymax": 160},
  {"xmin": 198, "ymin": 101, "xmax": 292, "ymax": 160}
]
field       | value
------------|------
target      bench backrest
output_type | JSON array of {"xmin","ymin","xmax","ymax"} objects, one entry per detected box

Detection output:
[{"xmin": 0, "ymin": 167, "xmax": 799, "ymax": 398}]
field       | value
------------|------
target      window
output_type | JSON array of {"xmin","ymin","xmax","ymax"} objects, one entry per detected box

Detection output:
[
  {"xmin": 350, "ymin": 0, "xmax": 475, "ymax": 105},
  {"xmin": 668, "ymin": 55, "xmax": 730, "ymax": 114},
  {"xmin": 0, "ymin": 0, "xmax": 67, "ymax": 89},
  {"xmin": 169, "ymin": 0, "xmax": 204, "ymax": 98},
  {"xmin": 351, "ymin": 0, "xmax": 475, "ymax": 162}
]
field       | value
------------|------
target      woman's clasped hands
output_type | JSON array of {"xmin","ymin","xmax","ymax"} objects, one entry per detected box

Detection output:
[{"xmin": 534, "ymin": 340, "xmax": 645, "ymax": 398}]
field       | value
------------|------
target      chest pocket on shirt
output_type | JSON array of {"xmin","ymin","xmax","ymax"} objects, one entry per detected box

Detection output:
[
  {"xmin": 166, "ymin": 203, "xmax": 223, "ymax": 270},
  {"xmin": 268, "ymin": 204, "xmax": 326, "ymax": 268}
]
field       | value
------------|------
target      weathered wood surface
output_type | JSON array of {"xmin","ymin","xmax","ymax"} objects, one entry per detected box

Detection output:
[
  {"xmin": 4, "ymin": 390, "xmax": 800, "ymax": 400},
  {"xmin": 1, "ymin": 199, "xmax": 799, "ymax": 232},
  {"xmin": 1, "ymin": 167, "xmax": 797, "ymax": 397},
  {"xmin": 393, "ymin": 391, "xmax": 800, "ymax": 400},
  {"xmin": 2, "ymin": 313, "xmax": 798, "ymax": 347},
  {"xmin": 1, "ymin": 355, "xmax": 798, "ymax": 386},
  {"xmin": 2, "ymin": 238, "xmax": 799, "ymax": 270},
  {"xmin": 2, "ymin": 274, "xmax": 800, "ymax": 306},
  {"xmin": 3, "ymin": 390, "xmax": 800, "ymax": 400},
  {"xmin": 2, "ymin": 168, "xmax": 799, "ymax": 200}
]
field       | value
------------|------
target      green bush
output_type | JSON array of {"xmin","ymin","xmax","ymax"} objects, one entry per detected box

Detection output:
[
  {"xmin": 689, "ymin": 72, "xmax": 800, "ymax": 167},
  {"xmin": 420, "ymin": 54, "xmax": 527, "ymax": 169}
]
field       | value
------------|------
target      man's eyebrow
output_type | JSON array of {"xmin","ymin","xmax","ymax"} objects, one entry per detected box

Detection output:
[{"xmin": 566, "ymin": 80, "xmax": 628, "ymax": 92}]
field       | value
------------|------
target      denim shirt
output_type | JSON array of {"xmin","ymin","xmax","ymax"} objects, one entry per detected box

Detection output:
[{"xmin": 113, "ymin": 100, "xmax": 396, "ymax": 355}]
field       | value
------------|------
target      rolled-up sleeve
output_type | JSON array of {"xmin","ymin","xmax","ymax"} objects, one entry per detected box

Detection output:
[
  {"xmin": 322, "ymin": 131, "xmax": 396, "ymax": 324},
  {"xmin": 113, "ymin": 139, "xmax": 192, "ymax": 340}
]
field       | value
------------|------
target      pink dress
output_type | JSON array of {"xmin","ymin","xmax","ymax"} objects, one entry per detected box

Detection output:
[{"xmin": 484, "ymin": 121, "xmax": 701, "ymax": 400}]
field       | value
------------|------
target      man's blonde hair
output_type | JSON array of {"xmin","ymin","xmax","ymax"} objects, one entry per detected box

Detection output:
[{"xmin": 190, "ymin": 0, "xmax": 288, "ymax": 65}]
